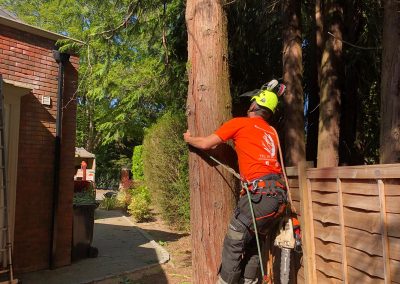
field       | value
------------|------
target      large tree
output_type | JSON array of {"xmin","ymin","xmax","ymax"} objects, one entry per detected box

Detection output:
[
  {"xmin": 316, "ymin": 0, "xmax": 345, "ymax": 168},
  {"xmin": 379, "ymin": 0, "xmax": 400, "ymax": 163},
  {"xmin": 185, "ymin": 0, "xmax": 237, "ymax": 282},
  {"xmin": 282, "ymin": 0, "xmax": 305, "ymax": 166}
]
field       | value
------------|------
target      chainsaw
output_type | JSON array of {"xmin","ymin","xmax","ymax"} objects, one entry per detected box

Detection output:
[{"xmin": 274, "ymin": 217, "xmax": 302, "ymax": 284}]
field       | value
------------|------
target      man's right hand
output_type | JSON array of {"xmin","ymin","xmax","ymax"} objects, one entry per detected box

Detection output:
[{"xmin": 183, "ymin": 131, "xmax": 223, "ymax": 150}]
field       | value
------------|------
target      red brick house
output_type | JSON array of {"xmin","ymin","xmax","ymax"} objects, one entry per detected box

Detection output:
[{"xmin": 0, "ymin": 9, "xmax": 80, "ymax": 272}]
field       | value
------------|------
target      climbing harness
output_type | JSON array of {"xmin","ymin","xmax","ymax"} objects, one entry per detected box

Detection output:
[{"xmin": 236, "ymin": 174, "xmax": 288, "ymax": 227}]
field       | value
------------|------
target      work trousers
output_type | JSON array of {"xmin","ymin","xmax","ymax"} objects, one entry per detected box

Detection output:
[{"xmin": 218, "ymin": 192, "xmax": 282, "ymax": 284}]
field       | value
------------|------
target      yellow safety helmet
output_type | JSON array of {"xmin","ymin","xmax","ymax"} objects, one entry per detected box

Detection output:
[
  {"xmin": 251, "ymin": 90, "xmax": 278, "ymax": 113},
  {"xmin": 240, "ymin": 80, "xmax": 286, "ymax": 113}
]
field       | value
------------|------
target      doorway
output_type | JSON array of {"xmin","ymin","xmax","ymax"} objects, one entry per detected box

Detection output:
[{"xmin": 0, "ymin": 78, "xmax": 31, "ymax": 261}]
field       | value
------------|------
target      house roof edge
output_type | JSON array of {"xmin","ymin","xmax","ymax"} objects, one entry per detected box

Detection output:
[{"xmin": 0, "ymin": 15, "xmax": 84, "ymax": 45}]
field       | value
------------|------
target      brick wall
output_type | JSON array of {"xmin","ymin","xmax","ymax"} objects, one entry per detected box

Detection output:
[
  {"xmin": 119, "ymin": 168, "xmax": 133, "ymax": 190},
  {"xmin": 0, "ymin": 24, "xmax": 79, "ymax": 273}
]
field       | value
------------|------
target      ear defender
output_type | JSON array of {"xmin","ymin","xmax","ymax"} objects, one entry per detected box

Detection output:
[{"xmin": 274, "ymin": 83, "xmax": 286, "ymax": 97}]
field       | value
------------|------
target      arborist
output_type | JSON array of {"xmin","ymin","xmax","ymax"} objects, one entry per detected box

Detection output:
[{"xmin": 184, "ymin": 80, "xmax": 288, "ymax": 284}]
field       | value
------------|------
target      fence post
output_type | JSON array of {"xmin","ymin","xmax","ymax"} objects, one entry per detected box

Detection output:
[
  {"xmin": 378, "ymin": 179, "xmax": 392, "ymax": 284},
  {"xmin": 298, "ymin": 161, "xmax": 316, "ymax": 283},
  {"xmin": 337, "ymin": 177, "xmax": 348, "ymax": 283}
]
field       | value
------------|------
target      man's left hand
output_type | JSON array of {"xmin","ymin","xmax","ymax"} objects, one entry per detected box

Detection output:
[{"xmin": 183, "ymin": 130, "xmax": 191, "ymax": 143}]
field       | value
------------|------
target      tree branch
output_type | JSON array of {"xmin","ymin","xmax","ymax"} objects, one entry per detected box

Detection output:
[
  {"xmin": 266, "ymin": 0, "xmax": 281, "ymax": 12},
  {"xmin": 328, "ymin": 32, "xmax": 381, "ymax": 50},
  {"xmin": 223, "ymin": 0, "xmax": 237, "ymax": 6},
  {"xmin": 162, "ymin": 0, "xmax": 169, "ymax": 65},
  {"xmin": 90, "ymin": 0, "xmax": 140, "ymax": 40}
]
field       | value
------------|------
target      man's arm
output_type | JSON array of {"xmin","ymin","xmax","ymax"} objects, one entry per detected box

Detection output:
[{"xmin": 183, "ymin": 130, "xmax": 223, "ymax": 150}]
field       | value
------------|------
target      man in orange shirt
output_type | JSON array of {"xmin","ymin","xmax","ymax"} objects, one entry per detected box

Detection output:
[{"xmin": 184, "ymin": 80, "xmax": 287, "ymax": 284}]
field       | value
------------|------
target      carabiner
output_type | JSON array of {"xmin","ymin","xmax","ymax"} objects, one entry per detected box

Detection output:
[{"xmin": 251, "ymin": 179, "xmax": 260, "ymax": 192}]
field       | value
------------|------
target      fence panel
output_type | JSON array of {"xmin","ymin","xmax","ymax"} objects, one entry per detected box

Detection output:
[{"xmin": 301, "ymin": 164, "xmax": 400, "ymax": 284}]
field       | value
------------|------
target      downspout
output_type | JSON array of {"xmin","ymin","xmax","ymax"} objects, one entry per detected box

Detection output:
[{"xmin": 50, "ymin": 50, "xmax": 70, "ymax": 269}]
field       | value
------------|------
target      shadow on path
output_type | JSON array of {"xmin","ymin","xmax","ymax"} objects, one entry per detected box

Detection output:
[{"xmin": 18, "ymin": 209, "xmax": 169, "ymax": 284}]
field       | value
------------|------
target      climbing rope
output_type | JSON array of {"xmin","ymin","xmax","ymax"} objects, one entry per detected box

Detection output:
[{"xmin": 271, "ymin": 126, "xmax": 296, "ymax": 214}]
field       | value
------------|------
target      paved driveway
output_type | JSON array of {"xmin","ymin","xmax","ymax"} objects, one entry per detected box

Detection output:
[{"xmin": 18, "ymin": 209, "xmax": 169, "ymax": 284}]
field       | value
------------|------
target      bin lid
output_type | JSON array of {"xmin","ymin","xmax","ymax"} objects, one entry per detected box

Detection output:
[{"xmin": 75, "ymin": 147, "xmax": 95, "ymax": 158}]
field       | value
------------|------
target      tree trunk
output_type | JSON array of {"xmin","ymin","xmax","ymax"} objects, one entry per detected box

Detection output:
[
  {"xmin": 379, "ymin": 0, "xmax": 400, "ymax": 164},
  {"xmin": 282, "ymin": 0, "xmax": 305, "ymax": 166},
  {"xmin": 316, "ymin": 0, "xmax": 344, "ymax": 168},
  {"xmin": 305, "ymin": 0, "xmax": 323, "ymax": 166},
  {"xmin": 185, "ymin": 1, "xmax": 237, "ymax": 283},
  {"xmin": 315, "ymin": 0, "xmax": 324, "ymax": 85}
]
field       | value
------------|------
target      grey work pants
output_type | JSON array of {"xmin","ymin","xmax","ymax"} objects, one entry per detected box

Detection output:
[{"xmin": 218, "ymin": 193, "xmax": 281, "ymax": 284}]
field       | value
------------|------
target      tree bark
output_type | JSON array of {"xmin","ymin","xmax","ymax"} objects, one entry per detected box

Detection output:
[
  {"xmin": 315, "ymin": 0, "xmax": 324, "ymax": 85},
  {"xmin": 379, "ymin": 0, "xmax": 400, "ymax": 164},
  {"xmin": 185, "ymin": 1, "xmax": 237, "ymax": 283},
  {"xmin": 316, "ymin": 0, "xmax": 344, "ymax": 168},
  {"xmin": 282, "ymin": 0, "xmax": 305, "ymax": 166}
]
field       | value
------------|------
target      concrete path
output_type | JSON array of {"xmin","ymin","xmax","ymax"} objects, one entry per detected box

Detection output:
[{"xmin": 19, "ymin": 209, "xmax": 169, "ymax": 284}]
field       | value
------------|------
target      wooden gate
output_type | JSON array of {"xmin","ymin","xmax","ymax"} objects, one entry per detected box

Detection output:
[{"xmin": 294, "ymin": 163, "xmax": 400, "ymax": 283}]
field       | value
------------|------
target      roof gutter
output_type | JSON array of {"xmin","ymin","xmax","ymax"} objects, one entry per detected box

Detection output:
[
  {"xmin": 50, "ymin": 50, "xmax": 70, "ymax": 269},
  {"xmin": 0, "ymin": 15, "xmax": 83, "ymax": 44}
]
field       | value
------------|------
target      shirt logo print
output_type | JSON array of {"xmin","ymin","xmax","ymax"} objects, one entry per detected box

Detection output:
[{"xmin": 262, "ymin": 133, "xmax": 275, "ymax": 156}]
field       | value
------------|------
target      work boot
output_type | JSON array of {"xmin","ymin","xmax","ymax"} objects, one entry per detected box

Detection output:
[
  {"xmin": 217, "ymin": 275, "xmax": 228, "ymax": 284},
  {"xmin": 242, "ymin": 278, "xmax": 259, "ymax": 284}
]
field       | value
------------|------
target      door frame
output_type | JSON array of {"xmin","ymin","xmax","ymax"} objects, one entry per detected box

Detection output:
[{"xmin": 1, "ymin": 78, "xmax": 32, "ymax": 246}]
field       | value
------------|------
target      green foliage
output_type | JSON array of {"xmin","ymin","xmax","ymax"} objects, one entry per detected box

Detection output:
[
  {"xmin": 73, "ymin": 190, "xmax": 96, "ymax": 206},
  {"xmin": 95, "ymin": 168, "xmax": 120, "ymax": 190},
  {"xmin": 344, "ymin": 1, "xmax": 382, "ymax": 164},
  {"xmin": 94, "ymin": 142, "xmax": 132, "ymax": 190},
  {"xmin": 143, "ymin": 111, "xmax": 189, "ymax": 231},
  {"xmin": 226, "ymin": 0, "xmax": 283, "ymax": 107},
  {"xmin": 132, "ymin": 145, "xmax": 144, "ymax": 181},
  {"xmin": 357, "ymin": 81, "xmax": 380, "ymax": 164},
  {"xmin": 1, "ymin": 0, "xmax": 188, "ymax": 193},
  {"xmin": 116, "ymin": 189, "xmax": 132, "ymax": 209},
  {"xmin": 73, "ymin": 182, "xmax": 96, "ymax": 205},
  {"xmin": 100, "ymin": 196, "xmax": 118, "ymax": 211},
  {"xmin": 128, "ymin": 185, "xmax": 152, "ymax": 222}
]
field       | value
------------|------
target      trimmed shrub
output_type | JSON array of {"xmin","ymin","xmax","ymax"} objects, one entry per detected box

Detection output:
[
  {"xmin": 116, "ymin": 189, "xmax": 132, "ymax": 209},
  {"xmin": 128, "ymin": 185, "xmax": 152, "ymax": 222},
  {"xmin": 132, "ymin": 145, "xmax": 144, "ymax": 181},
  {"xmin": 142, "ymin": 111, "xmax": 189, "ymax": 230}
]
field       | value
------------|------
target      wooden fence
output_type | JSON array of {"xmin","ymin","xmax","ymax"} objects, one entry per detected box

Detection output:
[{"xmin": 285, "ymin": 162, "xmax": 400, "ymax": 284}]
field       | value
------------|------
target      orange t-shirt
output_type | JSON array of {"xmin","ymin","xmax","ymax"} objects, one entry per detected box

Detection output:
[{"xmin": 214, "ymin": 117, "xmax": 282, "ymax": 181}]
